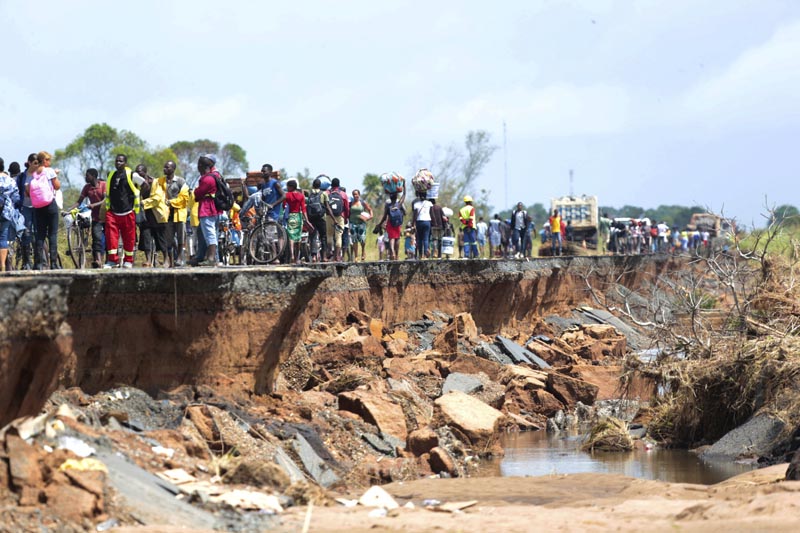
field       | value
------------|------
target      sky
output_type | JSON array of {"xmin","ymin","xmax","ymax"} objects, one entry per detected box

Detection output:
[{"xmin": 3, "ymin": 0, "xmax": 799, "ymax": 228}]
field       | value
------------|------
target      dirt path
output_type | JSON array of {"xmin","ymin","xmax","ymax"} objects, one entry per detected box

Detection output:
[{"xmin": 273, "ymin": 465, "xmax": 799, "ymax": 532}]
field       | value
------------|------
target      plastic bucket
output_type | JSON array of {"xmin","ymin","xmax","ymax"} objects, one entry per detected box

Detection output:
[
  {"xmin": 442, "ymin": 236, "xmax": 455, "ymax": 255},
  {"xmin": 427, "ymin": 182, "xmax": 440, "ymax": 199}
]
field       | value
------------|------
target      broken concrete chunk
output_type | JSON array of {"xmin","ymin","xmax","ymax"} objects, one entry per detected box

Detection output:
[
  {"xmin": 474, "ymin": 342, "xmax": 514, "ymax": 365},
  {"xmin": 362, "ymin": 433, "xmax": 396, "ymax": 456},
  {"xmin": 292, "ymin": 433, "xmax": 340, "ymax": 488},
  {"xmin": 441, "ymin": 373, "xmax": 484, "ymax": 396},
  {"xmin": 338, "ymin": 389, "xmax": 408, "ymax": 441},
  {"xmin": 495, "ymin": 336, "xmax": 551, "ymax": 369}
]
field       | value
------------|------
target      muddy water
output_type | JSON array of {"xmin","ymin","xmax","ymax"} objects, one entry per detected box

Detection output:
[{"xmin": 476, "ymin": 431, "xmax": 756, "ymax": 485}]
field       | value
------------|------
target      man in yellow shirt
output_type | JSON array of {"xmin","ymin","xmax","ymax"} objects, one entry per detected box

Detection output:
[
  {"xmin": 459, "ymin": 196, "xmax": 478, "ymax": 259},
  {"xmin": 549, "ymin": 209, "xmax": 562, "ymax": 256}
]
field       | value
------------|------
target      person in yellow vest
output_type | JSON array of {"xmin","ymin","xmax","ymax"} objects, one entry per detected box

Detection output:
[
  {"xmin": 104, "ymin": 154, "xmax": 142, "ymax": 268},
  {"xmin": 459, "ymin": 196, "xmax": 478, "ymax": 259},
  {"xmin": 159, "ymin": 161, "xmax": 189, "ymax": 267},
  {"xmin": 138, "ymin": 164, "xmax": 169, "ymax": 267},
  {"xmin": 549, "ymin": 209, "xmax": 562, "ymax": 256}
]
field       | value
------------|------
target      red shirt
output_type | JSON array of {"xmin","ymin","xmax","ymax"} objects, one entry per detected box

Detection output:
[
  {"xmin": 193, "ymin": 172, "xmax": 219, "ymax": 217},
  {"xmin": 79, "ymin": 181, "xmax": 106, "ymax": 222},
  {"xmin": 284, "ymin": 190, "xmax": 306, "ymax": 214}
]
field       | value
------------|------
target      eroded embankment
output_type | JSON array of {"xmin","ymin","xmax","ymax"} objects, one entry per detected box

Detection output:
[{"xmin": 0, "ymin": 255, "xmax": 681, "ymax": 425}]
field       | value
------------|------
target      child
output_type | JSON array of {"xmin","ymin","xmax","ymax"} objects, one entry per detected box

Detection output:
[{"xmin": 404, "ymin": 222, "xmax": 416, "ymax": 259}]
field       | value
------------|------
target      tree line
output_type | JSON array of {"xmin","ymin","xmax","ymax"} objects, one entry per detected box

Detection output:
[{"xmin": 54, "ymin": 123, "xmax": 248, "ymax": 188}]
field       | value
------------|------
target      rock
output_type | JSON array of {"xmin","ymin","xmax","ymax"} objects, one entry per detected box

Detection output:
[
  {"xmin": 362, "ymin": 433, "xmax": 396, "ymax": 456},
  {"xmin": 432, "ymin": 322, "xmax": 458, "ymax": 355},
  {"xmin": 546, "ymin": 372, "xmax": 599, "ymax": 408},
  {"xmin": 441, "ymin": 373, "xmax": 484, "ymax": 396},
  {"xmin": 383, "ymin": 355, "xmax": 441, "ymax": 379},
  {"xmin": 440, "ymin": 353, "xmax": 504, "ymax": 381},
  {"xmin": 474, "ymin": 342, "xmax": 513, "ymax": 365},
  {"xmin": 564, "ymin": 365, "xmax": 626, "ymax": 401},
  {"xmin": 385, "ymin": 338, "xmax": 408, "ymax": 357},
  {"xmin": 44, "ymin": 482, "xmax": 99, "ymax": 522},
  {"xmin": 222, "ymin": 457, "xmax": 291, "ymax": 490},
  {"xmin": 702, "ymin": 413, "xmax": 786, "ymax": 460},
  {"xmin": 428, "ymin": 447, "xmax": 457, "ymax": 476},
  {"xmin": 292, "ymin": 433, "xmax": 341, "ymax": 488},
  {"xmin": 434, "ymin": 391, "xmax": 505, "ymax": 450},
  {"xmin": 311, "ymin": 336, "xmax": 386, "ymax": 368},
  {"xmin": 499, "ymin": 365, "xmax": 548, "ymax": 388},
  {"xmin": 273, "ymin": 446, "xmax": 307, "ymax": 485},
  {"xmin": 495, "ymin": 336, "xmax": 551, "ymax": 369},
  {"xmin": 369, "ymin": 319, "xmax": 385, "ymax": 339},
  {"xmin": 407, "ymin": 427, "xmax": 439, "ymax": 456},
  {"xmin": 338, "ymin": 390, "xmax": 408, "ymax": 441},
  {"xmin": 5, "ymin": 434, "xmax": 43, "ymax": 492},
  {"xmin": 358, "ymin": 485, "xmax": 399, "ymax": 509},
  {"xmin": 454, "ymin": 313, "xmax": 479, "ymax": 340},
  {"xmin": 526, "ymin": 339, "xmax": 578, "ymax": 367}
]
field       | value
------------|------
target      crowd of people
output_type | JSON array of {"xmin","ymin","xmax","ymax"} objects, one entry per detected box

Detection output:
[{"xmin": 2, "ymin": 152, "xmax": 717, "ymax": 272}]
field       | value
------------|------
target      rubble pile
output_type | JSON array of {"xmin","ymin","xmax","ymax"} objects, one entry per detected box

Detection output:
[{"xmin": 0, "ymin": 307, "xmax": 651, "ymax": 530}]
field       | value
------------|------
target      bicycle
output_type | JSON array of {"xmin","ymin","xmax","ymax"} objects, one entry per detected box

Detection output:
[
  {"xmin": 63, "ymin": 209, "xmax": 92, "ymax": 269},
  {"xmin": 217, "ymin": 217, "xmax": 237, "ymax": 266},
  {"xmin": 243, "ymin": 209, "xmax": 287, "ymax": 265}
]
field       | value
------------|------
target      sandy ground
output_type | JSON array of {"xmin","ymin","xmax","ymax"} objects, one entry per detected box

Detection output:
[{"xmin": 265, "ymin": 464, "xmax": 799, "ymax": 533}]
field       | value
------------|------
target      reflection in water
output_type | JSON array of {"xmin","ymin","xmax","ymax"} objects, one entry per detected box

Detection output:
[{"xmin": 476, "ymin": 431, "xmax": 756, "ymax": 485}]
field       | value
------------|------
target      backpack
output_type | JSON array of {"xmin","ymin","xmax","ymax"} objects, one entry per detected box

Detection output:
[
  {"xmin": 328, "ymin": 189, "xmax": 344, "ymax": 217},
  {"xmin": 388, "ymin": 202, "xmax": 404, "ymax": 227},
  {"xmin": 307, "ymin": 190, "xmax": 325, "ymax": 219},
  {"xmin": 213, "ymin": 174, "xmax": 234, "ymax": 212},
  {"xmin": 29, "ymin": 171, "xmax": 55, "ymax": 208}
]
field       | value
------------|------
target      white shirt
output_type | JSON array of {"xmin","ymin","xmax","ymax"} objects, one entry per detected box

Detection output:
[{"xmin": 413, "ymin": 199, "xmax": 432, "ymax": 222}]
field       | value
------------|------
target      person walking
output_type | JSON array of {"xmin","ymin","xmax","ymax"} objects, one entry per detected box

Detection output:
[
  {"xmin": 511, "ymin": 202, "xmax": 528, "ymax": 258},
  {"xmin": 549, "ymin": 209, "xmax": 563, "ymax": 256},
  {"xmin": 160, "ymin": 160, "xmax": 190, "ymax": 267},
  {"xmin": 283, "ymin": 179, "xmax": 311, "ymax": 264},
  {"xmin": 139, "ymin": 164, "xmax": 170, "ymax": 267},
  {"xmin": 326, "ymin": 178, "xmax": 349, "ymax": 261},
  {"xmin": 103, "ymin": 154, "xmax": 142, "ymax": 268},
  {"xmin": 0, "ymin": 159, "xmax": 21, "ymax": 272},
  {"xmin": 306, "ymin": 177, "xmax": 334, "ymax": 262},
  {"xmin": 378, "ymin": 190, "xmax": 405, "ymax": 261},
  {"xmin": 412, "ymin": 191, "xmax": 432, "ymax": 259},
  {"xmin": 192, "ymin": 155, "xmax": 221, "ymax": 266},
  {"xmin": 69, "ymin": 168, "xmax": 106, "ymax": 268},
  {"xmin": 349, "ymin": 189, "xmax": 373, "ymax": 261},
  {"xmin": 459, "ymin": 196, "xmax": 478, "ymax": 259},
  {"xmin": 27, "ymin": 152, "xmax": 62, "ymax": 269}
]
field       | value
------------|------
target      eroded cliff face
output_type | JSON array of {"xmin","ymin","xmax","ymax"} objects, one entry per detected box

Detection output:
[{"xmin": 0, "ymin": 256, "xmax": 680, "ymax": 425}]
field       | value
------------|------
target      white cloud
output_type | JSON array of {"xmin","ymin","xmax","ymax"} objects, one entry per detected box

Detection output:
[
  {"xmin": 681, "ymin": 19, "xmax": 800, "ymax": 129},
  {"xmin": 419, "ymin": 83, "xmax": 631, "ymax": 137}
]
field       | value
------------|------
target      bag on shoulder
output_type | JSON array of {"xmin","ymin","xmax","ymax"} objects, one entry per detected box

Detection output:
[
  {"xmin": 328, "ymin": 190, "xmax": 344, "ymax": 217},
  {"xmin": 307, "ymin": 190, "xmax": 325, "ymax": 219},
  {"xmin": 388, "ymin": 202, "xmax": 404, "ymax": 227},
  {"xmin": 214, "ymin": 174, "xmax": 235, "ymax": 212},
  {"xmin": 29, "ymin": 172, "xmax": 55, "ymax": 208}
]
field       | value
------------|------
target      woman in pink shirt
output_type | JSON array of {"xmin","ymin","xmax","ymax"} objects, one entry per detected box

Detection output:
[{"xmin": 283, "ymin": 179, "xmax": 311, "ymax": 264}]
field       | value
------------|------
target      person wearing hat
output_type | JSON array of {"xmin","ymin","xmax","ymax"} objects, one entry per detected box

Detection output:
[{"xmin": 459, "ymin": 195, "xmax": 478, "ymax": 259}]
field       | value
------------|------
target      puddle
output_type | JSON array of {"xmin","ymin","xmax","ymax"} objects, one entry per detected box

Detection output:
[{"xmin": 475, "ymin": 431, "xmax": 757, "ymax": 485}]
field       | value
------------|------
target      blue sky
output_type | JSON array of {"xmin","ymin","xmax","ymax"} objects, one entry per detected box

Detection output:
[{"xmin": 3, "ymin": 0, "xmax": 799, "ymax": 228}]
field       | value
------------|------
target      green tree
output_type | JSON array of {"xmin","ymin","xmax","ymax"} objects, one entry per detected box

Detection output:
[
  {"xmin": 773, "ymin": 204, "xmax": 800, "ymax": 227},
  {"xmin": 169, "ymin": 139, "xmax": 220, "ymax": 186},
  {"xmin": 218, "ymin": 143, "xmax": 249, "ymax": 177},
  {"xmin": 54, "ymin": 122, "xmax": 120, "ymax": 185},
  {"xmin": 360, "ymin": 173, "xmax": 383, "ymax": 212}
]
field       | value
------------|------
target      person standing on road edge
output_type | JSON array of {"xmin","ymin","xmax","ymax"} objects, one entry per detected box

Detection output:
[
  {"xmin": 104, "ymin": 154, "xmax": 142, "ymax": 268},
  {"xmin": 160, "ymin": 161, "xmax": 189, "ymax": 267},
  {"xmin": 460, "ymin": 196, "xmax": 478, "ymax": 259},
  {"xmin": 69, "ymin": 168, "xmax": 106, "ymax": 268},
  {"xmin": 549, "ymin": 209, "xmax": 563, "ymax": 256},
  {"xmin": 192, "ymin": 155, "xmax": 221, "ymax": 267}
]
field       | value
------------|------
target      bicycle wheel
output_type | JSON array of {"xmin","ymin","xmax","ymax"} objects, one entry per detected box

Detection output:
[
  {"xmin": 67, "ymin": 227, "xmax": 86, "ymax": 269},
  {"xmin": 248, "ymin": 221, "xmax": 286, "ymax": 264}
]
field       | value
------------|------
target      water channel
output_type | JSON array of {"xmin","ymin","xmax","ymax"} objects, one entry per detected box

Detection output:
[{"xmin": 477, "ymin": 431, "xmax": 757, "ymax": 485}]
